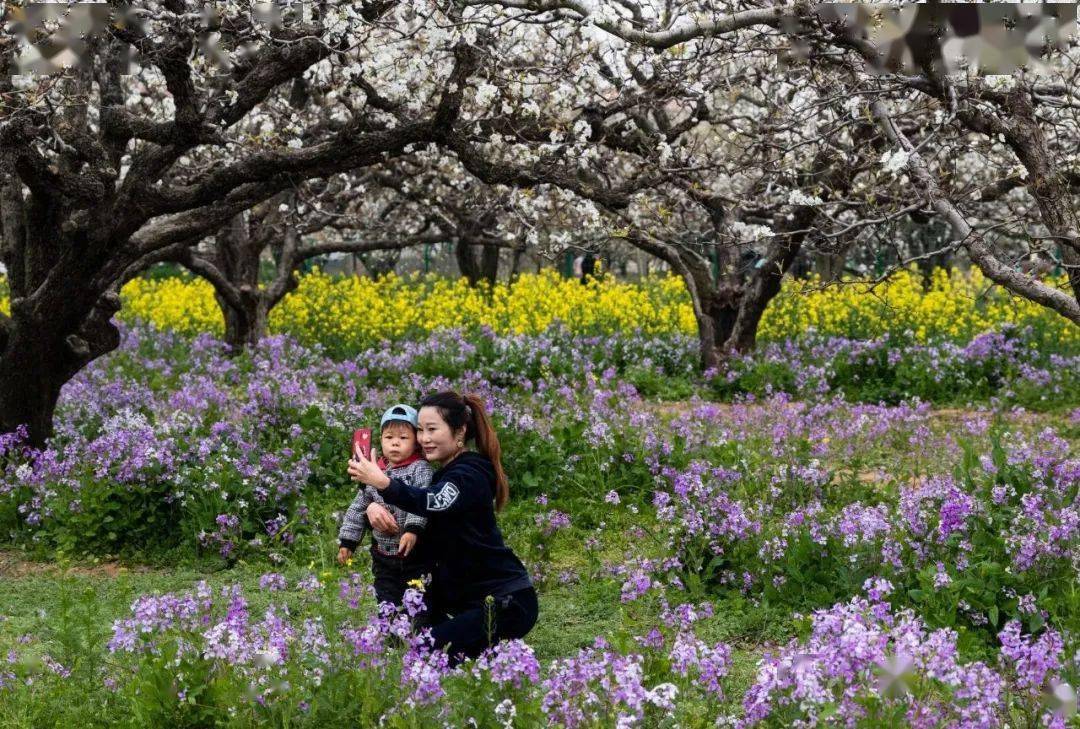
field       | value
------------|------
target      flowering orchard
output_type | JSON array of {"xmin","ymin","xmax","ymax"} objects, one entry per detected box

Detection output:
[
  {"xmin": 0, "ymin": 314, "xmax": 1078, "ymax": 726},
  {"xmin": 3, "ymin": 0, "xmax": 1080, "ymax": 719}
]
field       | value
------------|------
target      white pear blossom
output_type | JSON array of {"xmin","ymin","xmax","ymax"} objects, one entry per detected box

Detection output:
[
  {"xmin": 985, "ymin": 74, "xmax": 1017, "ymax": 92},
  {"xmin": 788, "ymin": 189, "xmax": 823, "ymax": 206},
  {"xmin": 843, "ymin": 95, "xmax": 864, "ymax": 119},
  {"xmin": 730, "ymin": 221, "xmax": 775, "ymax": 242},
  {"xmin": 474, "ymin": 81, "xmax": 499, "ymax": 107},
  {"xmin": 657, "ymin": 140, "xmax": 673, "ymax": 165},
  {"xmin": 880, "ymin": 149, "xmax": 910, "ymax": 175},
  {"xmin": 572, "ymin": 118, "xmax": 592, "ymax": 143}
]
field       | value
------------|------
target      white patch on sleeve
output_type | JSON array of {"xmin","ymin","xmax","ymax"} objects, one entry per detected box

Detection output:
[{"xmin": 427, "ymin": 482, "xmax": 460, "ymax": 512}]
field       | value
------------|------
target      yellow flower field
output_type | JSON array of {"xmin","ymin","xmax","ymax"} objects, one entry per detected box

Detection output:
[
  {"xmin": 118, "ymin": 269, "xmax": 697, "ymax": 344},
  {"xmin": 759, "ymin": 268, "xmax": 1079, "ymax": 345},
  {"xmin": 0, "ymin": 268, "xmax": 1075, "ymax": 347}
]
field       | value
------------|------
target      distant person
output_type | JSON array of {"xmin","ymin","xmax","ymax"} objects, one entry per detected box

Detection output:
[{"xmin": 580, "ymin": 253, "xmax": 600, "ymax": 284}]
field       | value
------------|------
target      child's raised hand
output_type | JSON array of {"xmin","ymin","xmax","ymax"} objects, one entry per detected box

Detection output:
[{"xmin": 398, "ymin": 532, "xmax": 417, "ymax": 557}]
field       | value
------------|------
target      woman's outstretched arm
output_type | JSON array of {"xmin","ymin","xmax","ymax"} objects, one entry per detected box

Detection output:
[
  {"xmin": 348, "ymin": 451, "xmax": 486, "ymax": 516},
  {"xmin": 380, "ymin": 472, "xmax": 485, "ymax": 517}
]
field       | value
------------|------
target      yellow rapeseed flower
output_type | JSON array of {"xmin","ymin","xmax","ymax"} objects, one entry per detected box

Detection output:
[{"xmin": 0, "ymin": 266, "xmax": 1072, "ymax": 348}]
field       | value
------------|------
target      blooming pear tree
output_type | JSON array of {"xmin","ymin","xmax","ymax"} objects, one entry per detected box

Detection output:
[
  {"xmin": 132, "ymin": 175, "xmax": 451, "ymax": 351},
  {"xmin": 0, "ymin": 0, "xmax": 484, "ymax": 445},
  {"xmin": 446, "ymin": 0, "xmax": 1080, "ymax": 363},
  {"xmin": 414, "ymin": 3, "xmax": 900, "ymax": 365}
]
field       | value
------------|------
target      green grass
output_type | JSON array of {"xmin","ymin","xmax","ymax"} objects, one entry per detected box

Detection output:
[
  {"xmin": 0, "ymin": 556, "xmax": 775, "ymax": 726},
  {"xmin": 0, "ymin": 494, "xmax": 792, "ymax": 726}
]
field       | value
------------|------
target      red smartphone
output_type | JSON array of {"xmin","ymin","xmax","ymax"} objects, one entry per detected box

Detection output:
[{"xmin": 352, "ymin": 428, "xmax": 372, "ymax": 460}]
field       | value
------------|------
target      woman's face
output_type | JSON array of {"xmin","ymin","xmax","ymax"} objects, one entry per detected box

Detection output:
[{"xmin": 417, "ymin": 406, "xmax": 465, "ymax": 463}]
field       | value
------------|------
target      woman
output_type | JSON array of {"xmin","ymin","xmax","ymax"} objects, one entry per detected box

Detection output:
[{"xmin": 347, "ymin": 391, "xmax": 538, "ymax": 664}]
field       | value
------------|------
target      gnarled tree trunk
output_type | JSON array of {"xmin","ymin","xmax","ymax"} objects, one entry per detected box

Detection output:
[
  {"xmin": 210, "ymin": 214, "xmax": 269, "ymax": 351},
  {"xmin": 1003, "ymin": 91, "xmax": 1080, "ymax": 305},
  {"xmin": 0, "ymin": 184, "xmax": 122, "ymax": 445},
  {"xmin": 222, "ymin": 290, "xmax": 271, "ymax": 352},
  {"xmin": 456, "ymin": 239, "xmax": 502, "ymax": 286},
  {"xmin": 627, "ymin": 147, "xmax": 852, "ymax": 368}
]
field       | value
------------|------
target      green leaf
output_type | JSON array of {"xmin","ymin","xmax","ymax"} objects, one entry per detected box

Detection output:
[{"xmin": 300, "ymin": 404, "xmax": 324, "ymax": 429}]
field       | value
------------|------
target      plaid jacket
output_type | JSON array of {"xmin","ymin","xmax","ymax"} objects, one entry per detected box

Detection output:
[{"xmin": 338, "ymin": 457, "xmax": 434, "ymax": 555}]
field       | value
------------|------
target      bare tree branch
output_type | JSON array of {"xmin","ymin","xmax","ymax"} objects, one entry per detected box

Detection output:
[
  {"xmin": 458, "ymin": 1, "xmax": 796, "ymax": 48},
  {"xmin": 870, "ymin": 98, "xmax": 1080, "ymax": 325}
]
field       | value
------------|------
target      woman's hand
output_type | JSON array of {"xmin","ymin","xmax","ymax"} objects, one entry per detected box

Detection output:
[
  {"xmin": 366, "ymin": 502, "xmax": 399, "ymax": 535},
  {"xmin": 348, "ymin": 446, "xmax": 391, "ymax": 489}
]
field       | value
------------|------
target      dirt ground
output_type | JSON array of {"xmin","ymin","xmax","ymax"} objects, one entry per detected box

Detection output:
[{"xmin": 0, "ymin": 550, "xmax": 159, "ymax": 580}]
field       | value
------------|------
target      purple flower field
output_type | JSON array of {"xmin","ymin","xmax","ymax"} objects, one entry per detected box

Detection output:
[{"xmin": 0, "ymin": 322, "xmax": 1078, "ymax": 726}]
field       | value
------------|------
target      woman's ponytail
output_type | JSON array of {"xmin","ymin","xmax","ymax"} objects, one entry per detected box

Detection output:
[
  {"xmin": 463, "ymin": 393, "xmax": 509, "ymax": 511},
  {"xmin": 419, "ymin": 391, "xmax": 509, "ymax": 511}
]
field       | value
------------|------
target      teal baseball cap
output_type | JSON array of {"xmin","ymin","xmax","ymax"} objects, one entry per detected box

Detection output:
[{"xmin": 380, "ymin": 404, "xmax": 418, "ymax": 429}]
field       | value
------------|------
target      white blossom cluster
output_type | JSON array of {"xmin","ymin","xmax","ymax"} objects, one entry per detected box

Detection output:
[
  {"xmin": 788, "ymin": 189, "xmax": 824, "ymax": 207},
  {"xmin": 879, "ymin": 149, "xmax": 910, "ymax": 175},
  {"xmin": 729, "ymin": 221, "xmax": 776, "ymax": 242}
]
